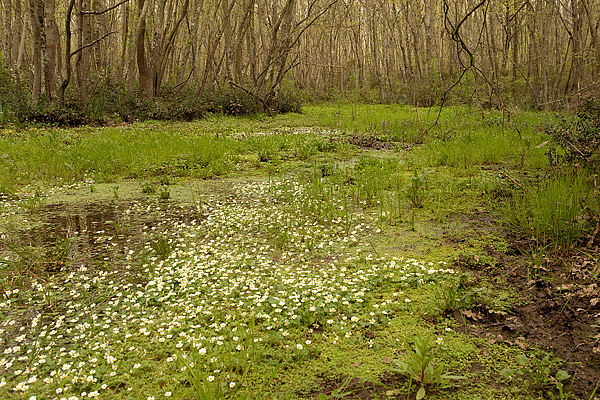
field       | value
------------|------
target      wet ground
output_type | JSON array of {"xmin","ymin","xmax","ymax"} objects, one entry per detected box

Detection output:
[
  {"xmin": 2, "ymin": 179, "xmax": 599, "ymax": 399},
  {"xmin": 455, "ymin": 240, "xmax": 600, "ymax": 397},
  {"xmin": 0, "ymin": 193, "xmax": 205, "ymax": 288}
]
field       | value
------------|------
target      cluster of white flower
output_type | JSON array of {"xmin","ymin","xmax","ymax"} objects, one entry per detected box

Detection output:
[{"xmin": 0, "ymin": 179, "xmax": 452, "ymax": 398}]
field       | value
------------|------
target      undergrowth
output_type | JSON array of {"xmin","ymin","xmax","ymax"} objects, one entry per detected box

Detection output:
[
  {"xmin": 499, "ymin": 169, "xmax": 599, "ymax": 250},
  {"xmin": 499, "ymin": 98, "xmax": 600, "ymax": 251},
  {"xmin": 0, "ymin": 84, "xmax": 302, "ymax": 128}
]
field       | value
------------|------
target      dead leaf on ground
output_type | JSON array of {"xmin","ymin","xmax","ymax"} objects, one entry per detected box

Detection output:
[
  {"xmin": 489, "ymin": 334, "xmax": 503, "ymax": 345},
  {"xmin": 462, "ymin": 310, "xmax": 483, "ymax": 321}
]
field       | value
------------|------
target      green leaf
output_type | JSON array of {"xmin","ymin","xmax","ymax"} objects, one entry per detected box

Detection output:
[
  {"xmin": 542, "ymin": 355, "xmax": 550, "ymax": 364},
  {"xmin": 501, "ymin": 368, "xmax": 514, "ymax": 379},
  {"xmin": 555, "ymin": 370, "xmax": 570, "ymax": 381},
  {"xmin": 317, "ymin": 395, "xmax": 329, "ymax": 400},
  {"xmin": 517, "ymin": 354, "xmax": 529, "ymax": 366},
  {"xmin": 416, "ymin": 386, "xmax": 426, "ymax": 400}
]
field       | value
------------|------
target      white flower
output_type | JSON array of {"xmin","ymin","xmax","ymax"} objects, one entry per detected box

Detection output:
[
  {"xmin": 207, "ymin": 376, "xmax": 215, "ymax": 382},
  {"xmin": 296, "ymin": 343, "xmax": 303, "ymax": 350}
]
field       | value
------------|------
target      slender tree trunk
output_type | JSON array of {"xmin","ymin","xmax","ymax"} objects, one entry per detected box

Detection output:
[
  {"xmin": 135, "ymin": 0, "xmax": 151, "ymax": 95},
  {"xmin": 1, "ymin": 0, "xmax": 11, "ymax": 63},
  {"xmin": 120, "ymin": 1, "xmax": 130, "ymax": 81},
  {"xmin": 29, "ymin": 0, "xmax": 43, "ymax": 103},
  {"xmin": 581, "ymin": 0, "xmax": 599, "ymax": 76},
  {"xmin": 75, "ymin": 0, "xmax": 91, "ymax": 98},
  {"xmin": 44, "ymin": 0, "xmax": 59, "ymax": 99}
]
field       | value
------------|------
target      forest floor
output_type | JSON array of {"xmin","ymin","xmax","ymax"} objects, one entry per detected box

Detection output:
[{"xmin": 0, "ymin": 104, "xmax": 598, "ymax": 399}]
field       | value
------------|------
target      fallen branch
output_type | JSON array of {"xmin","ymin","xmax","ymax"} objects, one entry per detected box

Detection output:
[{"xmin": 500, "ymin": 171, "xmax": 522, "ymax": 188}]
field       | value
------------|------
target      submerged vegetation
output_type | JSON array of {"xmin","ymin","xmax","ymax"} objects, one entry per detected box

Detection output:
[{"xmin": 1, "ymin": 103, "xmax": 599, "ymax": 399}]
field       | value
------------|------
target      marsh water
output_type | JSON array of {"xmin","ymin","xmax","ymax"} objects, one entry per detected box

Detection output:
[{"xmin": 3, "ymin": 198, "xmax": 204, "ymax": 274}]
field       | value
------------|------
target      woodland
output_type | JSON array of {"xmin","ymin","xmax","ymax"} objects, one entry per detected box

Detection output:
[{"xmin": 1, "ymin": 0, "xmax": 600, "ymax": 121}]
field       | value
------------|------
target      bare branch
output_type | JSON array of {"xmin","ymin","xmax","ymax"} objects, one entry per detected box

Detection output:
[
  {"xmin": 228, "ymin": 80, "xmax": 273, "ymax": 116},
  {"xmin": 71, "ymin": 31, "xmax": 117, "ymax": 57},
  {"xmin": 81, "ymin": 0, "xmax": 130, "ymax": 15},
  {"xmin": 171, "ymin": 66, "xmax": 196, "ymax": 96}
]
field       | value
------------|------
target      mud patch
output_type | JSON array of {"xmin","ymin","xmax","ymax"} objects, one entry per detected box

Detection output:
[
  {"xmin": 455, "ymin": 243, "xmax": 600, "ymax": 396},
  {"xmin": 347, "ymin": 134, "xmax": 393, "ymax": 150}
]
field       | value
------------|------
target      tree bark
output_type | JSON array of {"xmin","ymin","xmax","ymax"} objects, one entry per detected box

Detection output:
[
  {"xmin": 29, "ymin": 0, "xmax": 43, "ymax": 103},
  {"xmin": 44, "ymin": 0, "xmax": 59, "ymax": 99}
]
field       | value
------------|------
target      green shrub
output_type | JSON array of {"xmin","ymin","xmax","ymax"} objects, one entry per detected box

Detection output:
[
  {"xmin": 547, "ymin": 97, "xmax": 600, "ymax": 168},
  {"xmin": 0, "ymin": 78, "xmax": 302, "ymax": 127},
  {"xmin": 202, "ymin": 88, "xmax": 260, "ymax": 116},
  {"xmin": 202, "ymin": 87, "xmax": 303, "ymax": 116},
  {"xmin": 268, "ymin": 90, "xmax": 302, "ymax": 114},
  {"xmin": 0, "ymin": 62, "xmax": 29, "ymax": 126},
  {"xmin": 23, "ymin": 99, "xmax": 91, "ymax": 127}
]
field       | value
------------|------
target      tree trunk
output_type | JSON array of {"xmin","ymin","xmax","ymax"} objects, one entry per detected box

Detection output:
[
  {"xmin": 75, "ymin": 0, "xmax": 91, "ymax": 98},
  {"xmin": 29, "ymin": 0, "xmax": 43, "ymax": 103},
  {"xmin": 44, "ymin": 0, "xmax": 59, "ymax": 99},
  {"xmin": 135, "ymin": 0, "xmax": 151, "ymax": 95},
  {"xmin": 1, "ymin": 0, "xmax": 11, "ymax": 63}
]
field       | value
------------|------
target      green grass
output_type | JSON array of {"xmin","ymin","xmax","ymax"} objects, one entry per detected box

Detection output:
[
  {"xmin": 410, "ymin": 127, "xmax": 548, "ymax": 169},
  {"xmin": 500, "ymin": 169, "xmax": 600, "ymax": 250},
  {"xmin": 306, "ymin": 104, "xmax": 552, "ymax": 169},
  {"xmin": 0, "ymin": 126, "xmax": 234, "ymax": 189},
  {"xmin": 0, "ymin": 104, "xmax": 554, "ymax": 195}
]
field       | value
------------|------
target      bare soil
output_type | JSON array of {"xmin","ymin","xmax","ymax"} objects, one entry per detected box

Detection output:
[{"xmin": 456, "ymin": 240, "xmax": 600, "ymax": 397}]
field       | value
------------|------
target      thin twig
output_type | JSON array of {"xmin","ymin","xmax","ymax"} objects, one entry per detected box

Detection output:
[
  {"xmin": 500, "ymin": 171, "xmax": 522, "ymax": 188},
  {"xmin": 227, "ymin": 80, "xmax": 273, "ymax": 117},
  {"xmin": 171, "ymin": 66, "xmax": 196, "ymax": 96},
  {"xmin": 82, "ymin": 0, "xmax": 130, "ymax": 15},
  {"xmin": 539, "ymin": 80, "xmax": 600, "ymax": 106}
]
